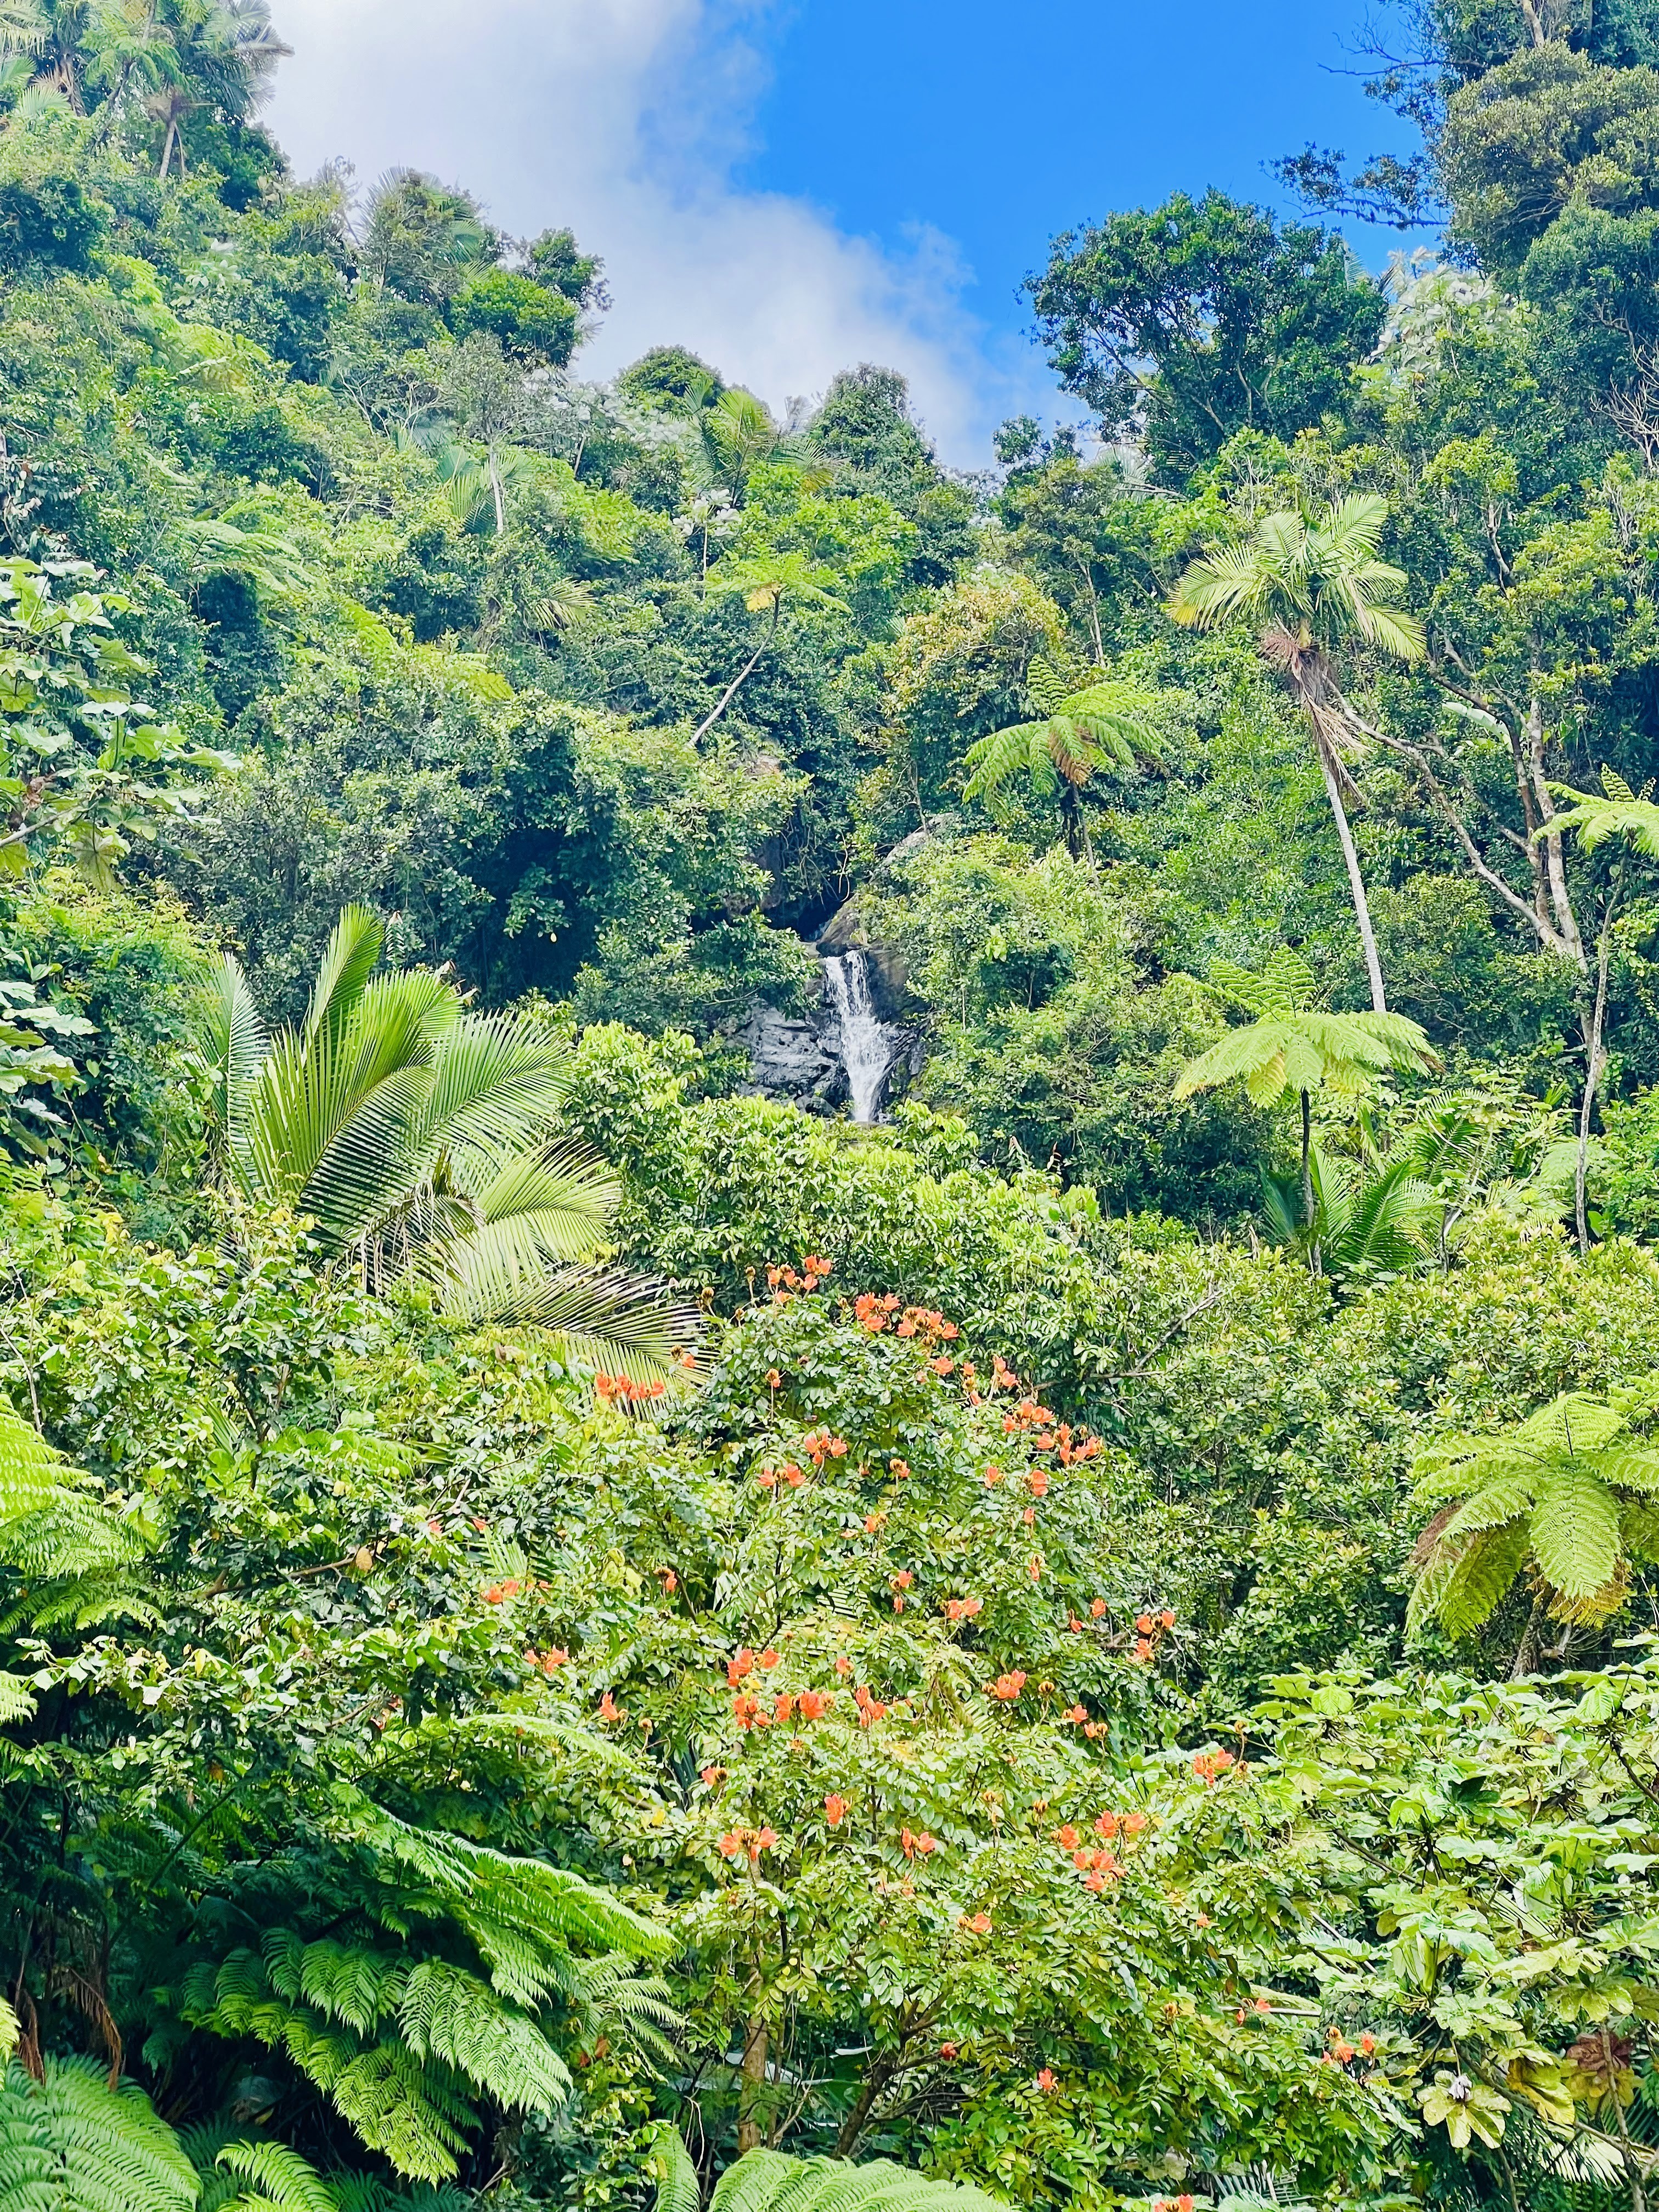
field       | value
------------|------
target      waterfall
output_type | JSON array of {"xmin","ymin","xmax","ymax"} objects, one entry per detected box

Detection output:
[{"xmin": 823, "ymin": 950, "xmax": 894, "ymax": 1124}]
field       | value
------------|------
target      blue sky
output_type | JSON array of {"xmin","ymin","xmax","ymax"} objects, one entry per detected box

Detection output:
[{"xmin": 268, "ymin": 0, "xmax": 1429, "ymax": 465}]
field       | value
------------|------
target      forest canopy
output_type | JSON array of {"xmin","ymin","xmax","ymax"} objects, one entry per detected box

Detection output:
[{"xmin": 2, "ymin": 2, "xmax": 1659, "ymax": 2210}]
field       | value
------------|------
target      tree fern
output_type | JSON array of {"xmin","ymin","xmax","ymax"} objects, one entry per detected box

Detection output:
[
  {"xmin": 1409, "ymin": 1384, "xmax": 1659, "ymax": 1645},
  {"xmin": 961, "ymin": 654, "xmax": 1160, "ymax": 855},
  {"xmin": 704, "ymin": 2149, "xmax": 1012, "ymax": 2212},
  {"xmin": 0, "ymin": 2055, "xmax": 199, "ymax": 2212},
  {"xmin": 647, "ymin": 2123, "xmax": 701, "ymax": 2212},
  {"xmin": 217, "ymin": 2138, "xmax": 339, "ymax": 2211}
]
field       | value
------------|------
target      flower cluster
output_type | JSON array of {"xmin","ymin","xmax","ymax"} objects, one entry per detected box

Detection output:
[
  {"xmin": 481, "ymin": 1577, "xmax": 523, "ymax": 1604},
  {"xmin": 718, "ymin": 1824, "xmax": 779, "ymax": 1860},
  {"xmin": 988, "ymin": 1669, "xmax": 1027, "ymax": 1702},
  {"xmin": 522, "ymin": 1646, "xmax": 568, "ymax": 1674},
  {"xmin": 755, "ymin": 1460, "xmax": 804, "ymax": 1489},
  {"xmin": 900, "ymin": 1825, "xmax": 938, "ymax": 1859},
  {"xmin": 944, "ymin": 1594, "xmax": 984, "ymax": 1624},
  {"xmin": 766, "ymin": 1254, "xmax": 833, "ymax": 1296},
  {"xmin": 1192, "ymin": 1746, "xmax": 1239, "ymax": 1784},
  {"xmin": 593, "ymin": 1372, "xmax": 667, "ymax": 1406},
  {"xmin": 854, "ymin": 1682, "xmax": 890, "ymax": 1726}
]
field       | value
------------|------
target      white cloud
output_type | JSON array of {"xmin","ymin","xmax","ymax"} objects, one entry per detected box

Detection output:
[{"xmin": 263, "ymin": 0, "xmax": 1055, "ymax": 463}]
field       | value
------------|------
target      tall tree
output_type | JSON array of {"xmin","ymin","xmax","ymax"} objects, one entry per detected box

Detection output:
[
  {"xmin": 1170, "ymin": 492, "xmax": 1426, "ymax": 1013},
  {"xmin": 1026, "ymin": 190, "xmax": 1386, "ymax": 477}
]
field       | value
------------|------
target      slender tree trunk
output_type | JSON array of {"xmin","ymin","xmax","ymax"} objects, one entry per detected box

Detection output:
[
  {"xmin": 488, "ymin": 443, "xmax": 506, "ymax": 536},
  {"xmin": 1301, "ymin": 1088, "xmax": 1313, "ymax": 1232},
  {"xmin": 1527, "ymin": 696, "xmax": 1585, "ymax": 966},
  {"xmin": 1604, "ymin": 2027, "xmax": 1648, "ymax": 2212},
  {"xmin": 1509, "ymin": 1587, "xmax": 1548, "ymax": 1680},
  {"xmin": 1312, "ymin": 732, "xmax": 1388, "ymax": 1013},
  {"xmin": 1577, "ymin": 882, "xmax": 1620, "ymax": 1257},
  {"xmin": 692, "ymin": 595, "xmax": 780, "ymax": 744},
  {"xmin": 736, "ymin": 2011, "xmax": 768, "ymax": 2153}
]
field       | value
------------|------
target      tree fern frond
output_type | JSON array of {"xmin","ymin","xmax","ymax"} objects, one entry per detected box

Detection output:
[
  {"xmin": 1529, "ymin": 1466, "xmax": 1623, "ymax": 1603},
  {"xmin": 710, "ymin": 2151, "xmax": 1010, "ymax": 2212},
  {"xmin": 1439, "ymin": 1521, "xmax": 1534, "ymax": 1639},
  {"xmin": 218, "ymin": 2137, "xmax": 340, "ymax": 2211},
  {"xmin": 25, "ymin": 2055, "xmax": 198, "ymax": 2212},
  {"xmin": 648, "ymin": 2121, "xmax": 701, "ymax": 2212},
  {"xmin": 396, "ymin": 1961, "xmax": 569, "ymax": 2112}
]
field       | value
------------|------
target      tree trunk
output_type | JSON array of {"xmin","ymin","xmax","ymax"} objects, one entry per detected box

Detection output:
[
  {"xmin": 692, "ymin": 595, "xmax": 781, "ymax": 744},
  {"xmin": 736, "ymin": 2011, "xmax": 768, "ymax": 2153},
  {"xmin": 1301, "ymin": 1088, "xmax": 1313, "ymax": 1232},
  {"xmin": 1577, "ymin": 883, "xmax": 1619, "ymax": 1257},
  {"xmin": 1526, "ymin": 696, "xmax": 1585, "ymax": 966},
  {"xmin": 1312, "ymin": 732, "xmax": 1388, "ymax": 1013},
  {"xmin": 488, "ymin": 444, "xmax": 506, "ymax": 536}
]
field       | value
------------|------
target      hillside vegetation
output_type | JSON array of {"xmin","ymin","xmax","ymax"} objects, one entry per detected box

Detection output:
[{"xmin": 1, "ymin": 2, "xmax": 1659, "ymax": 2208}]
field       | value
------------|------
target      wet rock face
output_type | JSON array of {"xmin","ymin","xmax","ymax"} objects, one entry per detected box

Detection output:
[{"xmin": 735, "ymin": 996, "xmax": 847, "ymax": 1115}]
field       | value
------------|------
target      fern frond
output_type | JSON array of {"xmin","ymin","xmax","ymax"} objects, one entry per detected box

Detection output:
[
  {"xmin": 218, "ymin": 2137, "xmax": 340, "ymax": 2211},
  {"xmin": 648, "ymin": 2121, "xmax": 701, "ymax": 2212}
]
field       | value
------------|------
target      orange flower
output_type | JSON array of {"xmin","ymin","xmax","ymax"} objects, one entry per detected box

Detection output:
[
  {"xmin": 890, "ymin": 1457, "xmax": 911, "ymax": 1479},
  {"xmin": 824, "ymin": 1793, "xmax": 848, "ymax": 1826},
  {"xmin": 1192, "ymin": 1748, "xmax": 1237, "ymax": 1785},
  {"xmin": 1063, "ymin": 1703, "xmax": 1087, "ymax": 1724},
  {"xmin": 798, "ymin": 1690, "xmax": 828, "ymax": 1721},
  {"xmin": 1136, "ymin": 1613, "xmax": 1154, "ymax": 1635},
  {"xmin": 759, "ymin": 1647, "xmax": 781, "ymax": 1670},
  {"xmin": 765, "ymin": 1369, "xmax": 782, "ymax": 1389},
  {"xmin": 939, "ymin": 2041, "xmax": 958, "ymax": 2059},
  {"xmin": 699, "ymin": 1764, "xmax": 724, "ymax": 1786},
  {"xmin": 1094, "ymin": 1811, "xmax": 1119, "ymax": 1838},
  {"xmin": 1160, "ymin": 1607, "xmax": 1176, "ymax": 1628},
  {"xmin": 1084, "ymin": 1871, "xmax": 1105, "ymax": 1893},
  {"xmin": 1028, "ymin": 1555, "xmax": 1043, "ymax": 1582},
  {"xmin": 834, "ymin": 1654, "xmax": 853, "ymax": 1677},
  {"xmin": 1122, "ymin": 1811, "xmax": 1148, "ymax": 1836},
  {"xmin": 1135, "ymin": 1637, "xmax": 1153, "ymax": 1660},
  {"xmin": 1090, "ymin": 1596, "xmax": 1107, "ymax": 1619},
  {"xmin": 959, "ymin": 1911, "xmax": 992, "ymax": 1934},
  {"xmin": 598, "ymin": 1691, "xmax": 624, "ymax": 1723},
  {"xmin": 719, "ymin": 1831, "xmax": 743, "ymax": 1858},
  {"xmin": 893, "ymin": 1570, "xmax": 914, "ymax": 1589},
  {"xmin": 545, "ymin": 1647, "xmax": 568, "ymax": 1671},
  {"xmin": 732, "ymin": 1692, "xmax": 764, "ymax": 1729},
  {"xmin": 1359, "ymin": 2031, "xmax": 1376, "ymax": 2055},
  {"xmin": 1055, "ymin": 1822, "xmax": 1080, "ymax": 1850},
  {"xmin": 1026, "ymin": 1470, "xmax": 1049, "ymax": 1498},
  {"xmin": 983, "ymin": 1465, "xmax": 1002, "ymax": 1486},
  {"xmin": 774, "ymin": 1693, "xmax": 795, "ymax": 1723},
  {"xmin": 988, "ymin": 1671, "xmax": 1026, "ymax": 1702},
  {"xmin": 864, "ymin": 1510, "xmax": 886, "ymax": 1533},
  {"xmin": 756, "ymin": 1468, "xmax": 778, "ymax": 1490},
  {"xmin": 658, "ymin": 1569, "xmax": 678, "ymax": 1594},
  {"xmin": 753, "ymin": 1825, "xmax": 778, "ymax": 1854},
  {"xmin": 781, "ymin": 1462, "xmax": 804, "ymax": 1487},
  {"xmin": 1035, "ymin": 2067, "xmax": 1056, "ymax": 2092},
  {"xmin": 1022, "ymin": 1506, "xmax": 1036, "ymax": 1527},
  {"xmin": 728, "ymin": 1649, "xmax": 755, "ymax": 1685}
]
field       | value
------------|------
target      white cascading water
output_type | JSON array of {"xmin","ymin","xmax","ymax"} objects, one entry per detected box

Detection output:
[{"xmin": 823, "ymin": 950, "xmax": 891, "ymax": 1124}]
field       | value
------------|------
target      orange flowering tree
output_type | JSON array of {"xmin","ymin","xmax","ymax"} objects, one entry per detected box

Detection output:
[{"xmin": 472, "ymin": 1266, "xmax": 1397, "ymax": 2204}]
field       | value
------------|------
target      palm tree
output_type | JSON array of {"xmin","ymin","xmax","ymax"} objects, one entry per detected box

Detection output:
[
  {"xmin": 1170, "ymin": 493, "xmax": 1426, "ymax": 1014},
  {"xmin": 962, "ymin": 654, "xmax": 1161, "ymax": 861},
  {"xmin": 199, "ymin": 906, "xmax": 696, "ymax": 1378},
  {"xmin": 1173, "ymin": 950, "xmax": 1436, "ymax": 1231},
  {"xmin": 1408, "ymin": 1384, "xmax": 1659, "ymax": 1673},
  {"xmin": 0, "ymin": 0, "xmax": 93, "ymax": 111},
  {"xmin": 146, "ymin": 0, "xmax": 287, "ymax": 182}
]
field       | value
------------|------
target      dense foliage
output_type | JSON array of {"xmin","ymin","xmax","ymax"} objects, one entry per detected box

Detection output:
[{"xmin": 2, "ymin": 1, "xmax": 1659, "ymax": 2208}]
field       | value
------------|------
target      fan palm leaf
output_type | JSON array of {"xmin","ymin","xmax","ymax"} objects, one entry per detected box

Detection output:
[{"xmin": 201, "ymin": 910, "xmax": 692, "ymax": 1378}]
